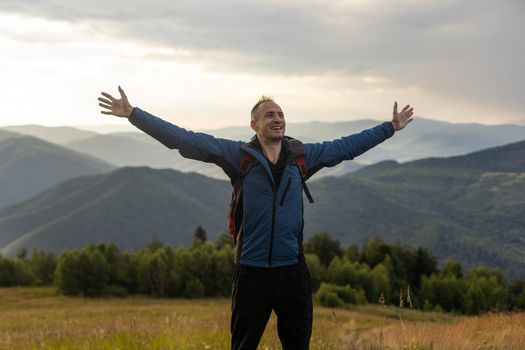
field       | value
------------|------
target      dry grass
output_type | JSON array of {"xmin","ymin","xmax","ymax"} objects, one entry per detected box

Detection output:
[
  {"xmin": 358, "ymin": 312, "xmax": 525, "ymax": 350},
  {"xmin": 0, "ymin": 288, "xmax": 523, "ymax": 349}
]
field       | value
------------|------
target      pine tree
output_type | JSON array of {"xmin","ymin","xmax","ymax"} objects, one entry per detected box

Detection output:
[{"xmin": 194, "ymin": 226, "xmax": 207, "ymax": 243}]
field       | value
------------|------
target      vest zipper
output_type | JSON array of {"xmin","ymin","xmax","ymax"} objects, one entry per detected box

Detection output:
[
  {"xmin": 279, "ymin": 178, "xmax": 292, "ymax": 206},
  {"xmin": 268, "ymin": 189, "xmax": 276, "ymax": 266}
]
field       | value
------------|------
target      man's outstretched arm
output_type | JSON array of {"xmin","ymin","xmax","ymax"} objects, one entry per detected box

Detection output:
[
  {"xmin": 98, "ymin": 87, "xmax": 242, "ymax": 176},
  {"xmin": 304, "ymin": 102, "xmax": 414, "ymax": 177}
]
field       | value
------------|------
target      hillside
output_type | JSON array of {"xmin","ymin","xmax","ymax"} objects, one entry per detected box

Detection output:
[
  {"xmin": 0, "ymin": 167, "xmax": 230, "ymax": 255},
  {"xmin": 304, "ymin": 140, "xmax": 525, "ymax": 277},
  {"xmin": 0, "ymin": 130, "xmax": 115, "ymax": 208},
  {"xmin": 65, "ymin": 133, "xmax": 231, "ymax": 179},
  {"xmin": 1, "ymin": 140, "xmax": 524, "ymax": 278}
]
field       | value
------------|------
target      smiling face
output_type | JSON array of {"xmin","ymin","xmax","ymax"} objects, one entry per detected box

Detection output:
[{"xmin": 251, "ymin": 101, "xmax": 286, "ymax": 143}]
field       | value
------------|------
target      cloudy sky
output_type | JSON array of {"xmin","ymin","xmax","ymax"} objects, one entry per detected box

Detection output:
[{"xmin": 0, "ymin": 0, "xmax": 523, "ymax": 129}]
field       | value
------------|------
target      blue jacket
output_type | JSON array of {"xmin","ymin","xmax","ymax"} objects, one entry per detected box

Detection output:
[{"xmin": 129, "ymin": 107, "xmax": 395, "ymax": 267}]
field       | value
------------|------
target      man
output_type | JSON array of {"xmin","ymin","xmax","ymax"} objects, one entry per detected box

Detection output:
[{"xmin": 98, "ymin": 86, "xmax": 413, "ymax": 349}]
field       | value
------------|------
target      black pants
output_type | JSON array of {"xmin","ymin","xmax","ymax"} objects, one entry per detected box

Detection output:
[{"xmin": 230, "ymin": 260, "xmax": 313, "ymax": 350}]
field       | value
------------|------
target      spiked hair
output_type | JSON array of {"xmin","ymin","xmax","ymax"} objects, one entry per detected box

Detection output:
[{"xmin": 251, "ymin": 95, "xmax": 275, "ymax": 120}]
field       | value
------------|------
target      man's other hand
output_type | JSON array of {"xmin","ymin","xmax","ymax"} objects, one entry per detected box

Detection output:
[
  {"xmin": 391, "ymin": 101, "xmax": 414, "ymax": 132},
  {"xmin": 98, "ymin": 86, "xmax": 134, "ymax": 118}
]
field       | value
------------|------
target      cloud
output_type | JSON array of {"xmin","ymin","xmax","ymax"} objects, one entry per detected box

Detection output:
[{"xmin": 1, "ymin": 0, "xmax": 524, "ymax": 120}]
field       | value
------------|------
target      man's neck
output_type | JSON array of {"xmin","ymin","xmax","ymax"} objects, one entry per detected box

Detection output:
[{"xmin": 258, "ymin": 137, "xmax": 282, "ymax": 165}]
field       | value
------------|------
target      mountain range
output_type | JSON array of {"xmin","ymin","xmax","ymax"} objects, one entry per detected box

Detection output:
[
  {"xmin": 1, "ymin": 139, "xmax": 523, "ymax": 278},
  {"xmin": 0, "ymin": 167, "xmax": 229, "ymax": 255},
  {"xmin": 4, "ymin": 117, "xmax": 525, "ymax": 180},
  {"xmin": 303, "ymin": 140, "xmax": 525, "ymax": 278},
  {"xmin": 0, "ymin": 130, "xmax": 115, "ymax": 207}
]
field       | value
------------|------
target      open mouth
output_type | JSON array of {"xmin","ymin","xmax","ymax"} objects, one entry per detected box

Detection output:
[{"xmin": 271, "ymin": 126, "xmax": 283, "ymax": 130}]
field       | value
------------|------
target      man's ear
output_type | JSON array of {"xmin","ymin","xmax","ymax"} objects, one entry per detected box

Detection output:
[{"xmin": 250, "ymin": 119, "xmax": 258, "ymax": 132}]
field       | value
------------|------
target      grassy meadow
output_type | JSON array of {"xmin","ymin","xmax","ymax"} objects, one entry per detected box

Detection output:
[{"xmin": 1, "ymin": 287, "xmax": 524, "ymax": 350}]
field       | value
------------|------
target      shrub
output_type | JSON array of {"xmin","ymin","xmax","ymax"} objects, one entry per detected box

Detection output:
[
  {"xmin": 54, "ymin": 248, "xmax": 110, "ymax": 296},
  {"xmin": 102, "ymin": 285, "xmax": 129, "ymax": 297},
  {"xmin": 184, "ymin": 278, "xmax": 205, "ymax": 298},
  {"xmin": 323, "ymin": 292, "xmax": 343, "ymax": 307},
  {"xmin": 0, "ymin": 254, "xmax": 33, "ymax": 286},
  {"xmin": 315, "ymin": 282, "xmax": 365, "ymax": 307}
]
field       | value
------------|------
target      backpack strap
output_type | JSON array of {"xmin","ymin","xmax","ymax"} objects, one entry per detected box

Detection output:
[
  {"xmin": 295, "ymin": 155, "xmax": 314, "ymax": 203},
  {"xmin": 287, "ymin": 137, "xmax": 315, "ymax": 203},
  {"xmin": 238, "ymin": 151, "xmax": 256, "ymax": 177},
  {"xmin": 228, "ymin": 151, "xmax": 257, "ymax": 246}
]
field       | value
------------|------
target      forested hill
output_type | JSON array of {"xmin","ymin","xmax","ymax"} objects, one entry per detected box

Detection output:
[
  {"xmin": 304, "ymin": 140, "xmax": 525, "ymax": 278},
  {"xmin": 1, "ymin": 140, "xmax": 524, "ymax": 278},
  {"xmin": 0, "ymin": 167, "xmax": 230, "ymax": 256}
]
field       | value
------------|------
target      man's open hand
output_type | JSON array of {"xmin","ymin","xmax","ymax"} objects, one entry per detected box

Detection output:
[
  {"xmin": 391, "ymin": 102, "xmax": 414, "ymax": 132},
  {"xmin": 98, "ymin": 86, "xmax": 134, "ymax": 118}
]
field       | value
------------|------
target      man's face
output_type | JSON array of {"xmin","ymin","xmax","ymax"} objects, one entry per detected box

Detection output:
[{"xmin": 251, "ymin": 101, "xmax": 286, "ymax": 142}]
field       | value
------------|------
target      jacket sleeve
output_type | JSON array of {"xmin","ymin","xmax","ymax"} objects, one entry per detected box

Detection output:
[
  {"xmin": 304, "ymin": 122, "xmax": 395, "ymax": 177},
  {"xmin": 128, "ymin": 107, "xmax": 243, "ymax": 177}
]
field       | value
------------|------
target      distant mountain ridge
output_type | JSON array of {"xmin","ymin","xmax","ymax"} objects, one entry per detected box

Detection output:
[
  {"xmin": 1, "ymin": 125, "xmax": 98, "ymax": 144},
  {"xmin": 4, "ymin": 117, "xmax": 525, "ymax": 179},
  {"xmin": 407, "ymin": 140, "xmax": 525, "ymax": 172},
  {"xmin": 0, "ymin": 130, "xmax": 115, "ymax": 208},
  {"xmin": 65, "ymin": 133, "xmax": 235, "ymax": 179},
  {"xmin": 1, "ymin": 139, "xmax": 524, "ymax": 278}
]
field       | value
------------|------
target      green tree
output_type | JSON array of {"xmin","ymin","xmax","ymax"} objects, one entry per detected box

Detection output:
[
  {"xmin": 77, "ymin": 249, "xmax": 111, "ymax": 296},
  {"xmin": 467, "ymin": 265, "xmax": 504, "ymax": 284},
  {"xmin": 463, "ymin": 283, "xmax": 487, "ymax": 315},
  {"xmin": 16, "ymin": 247, "xmax": 28, "ymax": 261},
  {"xmin": 136, "ymin": 245, "xmax": 181, "ymax": 297},
  {"xmin": 28, "ymin": 249, "xmax": 57, "ymax": 286},
  {"xmin": 92, "ymin": 243, "xmax": 132, "ymax": 292},
  {"xmin": 304, "ymin": 233, "xmax": 343, "ymax": 267},
  {"xmin": 442, "ymin": 259, "xmax": 463, "ymax": 278},
  {"xmin": 184, "ymin": 278, "xmax": 205, "ymax": 298},
  {"xmin": 419, "ymin": 274, "xmax": 466, "ymax": 312},
  {"xmin": 509, "ymin": 280, "xmax": 525, "ymax": 309},
  {"xmin": 0, "ymin": 254, "xmax": 33, "ymax": 286},
  {"xmin": 327, "ymin": 256, "xmax": 354, "ymax": 286},
  {"xmin": 361, "ymin": 238, "xmax": 390, "ymax": 268},
  {"xmin": 345, "ymin": 244, "xmax": 360, "ymax": 262},
  {"xmin": 54, "ymin": 247, "xmax": 111, "ymax": 296},
  {"xmin": 315, "ymin": 283, "xmax": 366, "ymax": 307},
  {"xmin": 305, "ymin": 253, "xmax": 324, "ymax": 292},
  {"xmin": 412, "ymin": 247, "xmax": 438, "ymax": 289},
  {"xmin": 186, "ymin": 242, "xmax": 215, "ymax": 296},
  {"xmin": 194, "ymin": 226, "xmax": 207, "ymax": 244},
  {"xmin": 215, "ymin": 232, "xmax": 234, "ymax": 249},
  {"xmin": 212, "ymin": 244, "xmax": 235, "ymax": 296},
  {"xmin": 370, "ymin": 263, "xmax": 390, "ymax": 302},
  {"xmin": 54, "ymin": 249, "xmax": 82, "ymax": 295},
  {"xmin": 146, "ymin": 239, "xmax": 165, "ymax": 253},
  {"xmin": 326, "ymin": 256, "xmax": 375, "ymax": 302}
]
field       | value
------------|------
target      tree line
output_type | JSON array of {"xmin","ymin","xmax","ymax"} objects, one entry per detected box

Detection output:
[{"xmin": 1, "ymin": 228, "xmax": 524, "ymax": 315}]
